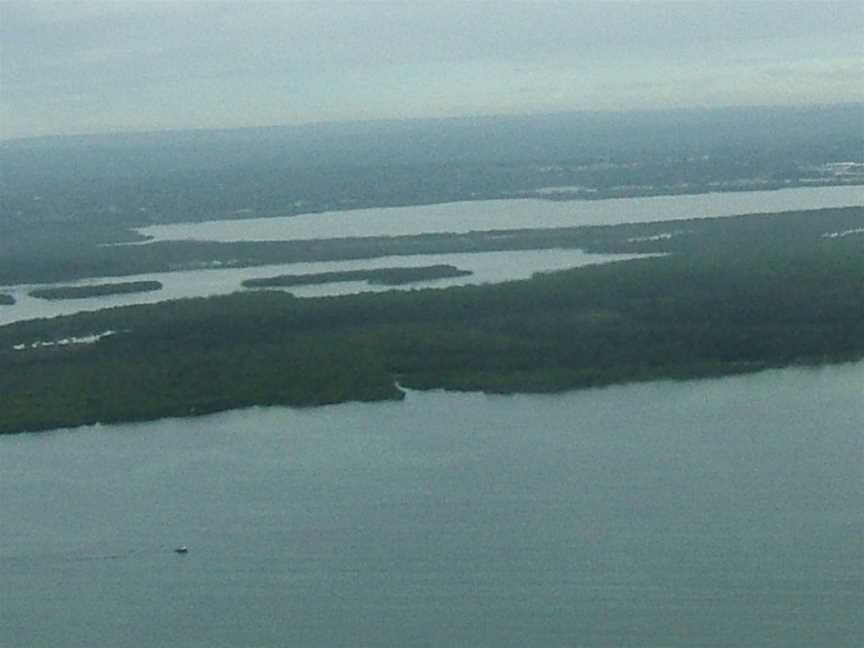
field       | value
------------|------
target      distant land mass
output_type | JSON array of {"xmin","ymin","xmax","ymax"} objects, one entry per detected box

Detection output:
[
  {"xmin": 2, "ymin": 105, "xmax": 862, "ymax": 228},
  {"xmin": 2, "ymin": 104, "xmax": 861, "ymax": 289}
]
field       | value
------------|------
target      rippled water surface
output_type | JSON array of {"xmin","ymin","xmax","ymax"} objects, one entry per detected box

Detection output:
[{"xmin": 2, "ymin": 361, "xmax": 862, "ymax": 647}]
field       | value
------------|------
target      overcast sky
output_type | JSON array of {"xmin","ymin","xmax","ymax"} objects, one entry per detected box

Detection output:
[{"xmin": 1, "ymin": 0, "xmax": 862, "ymax": 139}]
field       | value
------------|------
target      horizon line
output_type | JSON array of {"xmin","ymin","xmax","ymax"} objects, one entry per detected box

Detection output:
[{"xmin": 3, "ymin": 100, "xmax": 862, "ymax": 146}]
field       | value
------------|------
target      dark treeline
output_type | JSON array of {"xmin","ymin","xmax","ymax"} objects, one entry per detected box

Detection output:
[
  {"xmin": 1, "ymin": 207, "xmax": 862, "ymax": 434},
  {"xmin": 243, "ymin": 265, "xmax": 471, "ymax": 288},
  {"xmin": 30, "ymin": 280, "xmax": 163, "ymax": 301}
]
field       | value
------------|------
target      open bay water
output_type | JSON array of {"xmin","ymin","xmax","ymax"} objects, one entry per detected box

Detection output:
[{"xmin": 2, "ymin": 360, "xmax": 862, "ymax": 647}]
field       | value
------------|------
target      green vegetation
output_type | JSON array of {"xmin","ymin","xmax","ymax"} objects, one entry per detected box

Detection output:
[
  {"xmin": 30, "ymin": 281, "xmax": 163, "ymax": 301},
  {"xmin": 0, "ymin": 294, "xmax": 14, "ymax": 306},
  {"xmin": 243, "ymin": 265, "xmax": 471, "ymax": 288},
  {"xmin": 1, "ymin": 207, "xmax": 862, "ymax": 434}
]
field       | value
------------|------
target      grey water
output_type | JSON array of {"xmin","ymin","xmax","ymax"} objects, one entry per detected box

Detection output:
[
  {"xmin": 136, "ymin": 185, "xmax": 864, "ymax": 243},
  {"xmin": 2, "ymin": 360, "xmax": 862, "ymax": 647},
  {"xmin": 0, "ymin": 249, "xmax": 642, "ymax": 327}
]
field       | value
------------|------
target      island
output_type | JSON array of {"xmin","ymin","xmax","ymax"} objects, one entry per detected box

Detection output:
[
  {"xmin": 243, "ymin": 265, "xmax": 472, "ymax": 289},
  {"xmin": 0, "ymin": 294, "xmax": 14, "ymax": 306},
  {"xmin": 29, "ymin": 281, "xmax": 163, "ymax": 301}
]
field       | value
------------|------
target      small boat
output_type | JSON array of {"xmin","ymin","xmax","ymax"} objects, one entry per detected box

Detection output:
[{"xmin": 174, "ymin": 545, "xmax": 189, "ymax": 554}]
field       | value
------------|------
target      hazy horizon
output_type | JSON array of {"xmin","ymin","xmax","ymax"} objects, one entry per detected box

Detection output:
[
  {"xmin": 2, "ymin": 0, "xmax": 862, "ymax": 140},
  {"xmin": 2, "ymin": 100, "xmax": 862, "ymax": 146}
]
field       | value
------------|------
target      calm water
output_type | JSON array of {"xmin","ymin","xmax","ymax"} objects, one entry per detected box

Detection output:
[
  {"xmin": 0, "ymin": 249, "xmax": 642, "ymax": 327},
  {"xmin": 137, "ymin": 185, "xmax": 864, "ymax": 243},
  {"xmin": 2, "ymin": 361, "xmax": 862, "ymax": 647}
]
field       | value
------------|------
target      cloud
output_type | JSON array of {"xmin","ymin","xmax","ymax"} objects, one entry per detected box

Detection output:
[{"xmin": 1, "ymin": 1, "xmax": 862, "ymax": 138}]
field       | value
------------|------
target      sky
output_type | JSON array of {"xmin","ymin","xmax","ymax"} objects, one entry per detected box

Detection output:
[{"xmin": 1, "ymin": 0, "xmax": 862, "ymax": 140}]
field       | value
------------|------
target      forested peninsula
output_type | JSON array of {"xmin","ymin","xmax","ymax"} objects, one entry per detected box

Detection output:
[{"xmin": 1, "ymin": 207, "xmax": 862, "ymax": 434}]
